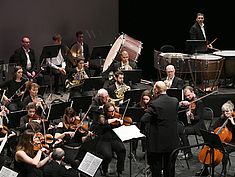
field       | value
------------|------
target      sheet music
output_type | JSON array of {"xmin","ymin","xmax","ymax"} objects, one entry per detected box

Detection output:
[
  {"xmin": 78, "ymin": 152, "xmax": 103, "ymax": 177},
  {"xmin": 0, "ymin": 166, "xmax": 18, "ymax": 177},
  {"xmin": 113, "ymin": 125, "xmax": 145, "ymax": 142}
]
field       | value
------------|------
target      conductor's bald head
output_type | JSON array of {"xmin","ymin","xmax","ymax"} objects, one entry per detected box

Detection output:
[{"xmin": 154, "ymin": 81, "xmax": 167, "ymax": 95}]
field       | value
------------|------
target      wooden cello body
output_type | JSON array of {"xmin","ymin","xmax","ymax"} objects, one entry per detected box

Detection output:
[{"xmin": 198, "ymin": 119, "xmax": 232, "ymax": 166}]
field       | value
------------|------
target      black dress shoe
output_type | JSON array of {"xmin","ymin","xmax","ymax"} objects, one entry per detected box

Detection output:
[{"xmin": 195, "ymin": 168, "xmax": 209, "ymax": 176}]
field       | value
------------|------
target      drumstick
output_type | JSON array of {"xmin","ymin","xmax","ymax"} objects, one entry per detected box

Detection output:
[{"xmin": 209, "ymin": 38, "xmax": 217, "ymax": 46}]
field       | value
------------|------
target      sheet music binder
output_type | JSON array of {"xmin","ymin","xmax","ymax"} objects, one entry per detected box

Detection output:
[
  {"xmin": 40, "ymin": 44, "xmax": 61, "ymax": 59},
  {"xmin": 8, "ymin": 110, "xmax": 28, "ymax": 129},
  {"xmin": 70, "ymin": 96, "xmax": 92, "ymax": 114}
]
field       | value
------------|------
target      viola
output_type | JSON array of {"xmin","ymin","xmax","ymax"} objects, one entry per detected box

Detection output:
[{"xmin": 33, "ymin": 132, "xmax": 54, "ymax": 152}]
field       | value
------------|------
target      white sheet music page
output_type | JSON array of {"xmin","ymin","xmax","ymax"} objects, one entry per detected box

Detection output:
[
  {"xmin": 0, "ymin": 166, "xmax": 18, "ymax": 177},
  {"xmin": 113, "ymin": 125, "xmax": 145, "ymax": 142},
  {"xmin": 78, "ymin": 152, "xmax": 103, "ymax": 177}
]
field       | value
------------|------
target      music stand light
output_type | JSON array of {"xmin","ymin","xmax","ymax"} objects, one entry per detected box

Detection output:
[
  {"xmin": 70, "ymin": 96, "xmax": 92, "ymax": 114},
  {"xmin": 8, "ymin": 110, "xmax": 28, "ymax": 129},
  {"xmin": 40, "ymin": 45, "xmax": 61, "ymax": 100},
  {"xmin": 47, "ymin": 101, "xmax": 71, "ymax": 121},
  {"xmin": 122, "ymin": 69, "xmax": 142, "ymax": 85},
  {"xmin": 124, "ymin": 89, "xmax": 146, "ymax": 107}
]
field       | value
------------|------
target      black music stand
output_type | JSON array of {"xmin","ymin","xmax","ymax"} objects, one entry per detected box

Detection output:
[
  {"xmin": 47, "ymin": 101, "xmax": 71, "ymax": 121},
  {"xmin": 167, "ymin": 88, "xmax": 184, "ymax": 101},
  {"xmin": 122, "ymin": 69, "xmax": 142, "ymax": 85},
  {"xmin": 8, "ymin": 110, "xmax": 28, "ymax": 129},
  {"xmin": 200, "ymin": 129, "xmax": 225, "ymax": 175},
  {"xmin": 123, "ymin": 89, "xmax": 146, "ymax": 107},
  {"xmin": 185, "ymin": 40, "xmax": 207, "ymax": 54},
  {"xmin": 119, "ymin": 107, "xmax": 145, "ymax": 122},
  {"xmin": 40, "ymin": 44, "xmax": 61, "ymax": 100},
  {"xmin": 70, "ymin": 96, "xmax": 92, "ymax": 114},
  {"xmin": 82, "ymin": 76, "xmax": 104, "ymax": 92}
]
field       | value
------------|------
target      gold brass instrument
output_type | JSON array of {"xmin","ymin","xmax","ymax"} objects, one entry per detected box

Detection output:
[
  {"xmin": 65, "ymin": 69, "xmax": 88, "ymax": 90},
  {"xmin": 70, "ymin": 43, "xmax": 84, "ymax": 59},
  {"xmin": 114, "ymin": 84, "xmax": 131, "ymax": 100}
]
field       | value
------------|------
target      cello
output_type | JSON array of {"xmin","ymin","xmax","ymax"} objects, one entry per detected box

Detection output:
[{"xmin": 198, "ymin": 118, "xmax": 232, "ymax": 166}]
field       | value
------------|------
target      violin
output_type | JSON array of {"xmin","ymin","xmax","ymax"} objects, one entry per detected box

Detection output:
[
  {"xmin": 111, "ymin": 112, "xmax": 133, "ymax": 126},
  {"xmin": 33, "ymin": 132, "xmax": 54, "ymax": 153}
]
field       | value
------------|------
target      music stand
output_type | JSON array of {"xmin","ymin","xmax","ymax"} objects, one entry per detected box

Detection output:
[
  {"xmin": 40, "ymin": 44, "xmax": 61, "ymax": 100},
  {"xmin": 47, "ymin": 101, "xmax": 71, "ymax": 121},
  {"xmin": 123, "ymin": 89, "xmax": 146, "ymax": 107},
  {"xmin": 167, "ymin": 88, "xmax": 184, "ymax": 101},
  {"xmin": 82, "ymin": 76, "xmax": 104, "ymax": 92},
  {"xmin": 122, "ymin": 69, "xmax": 142, "ymax": 85},
  {"xmin": 200, "ymin": 129, "xmax": 225, "ymax": 174},
  {"xmin": 185, "ymin": 40, "xmax": 207, "ymax": 54},
  {"xmin": 8, "ymin": 110, "xmax": 28, "ymax": 129},
  {"xmin": 119, "ymin": 107, "xmax": 145, "ymax": 122},
  {"xmin": 70, "ymin": 96, "xmax": 92, "ymax": 114}
]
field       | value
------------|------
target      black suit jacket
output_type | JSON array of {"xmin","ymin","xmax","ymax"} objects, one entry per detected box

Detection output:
[
  {"xmin": 14, "ymin": 47, "xmax": 36, "ymax": 72},
  {"xmin": 162, "ymin": 76, "xmax": 184, "ymax": 89},
  {"xmin": 189, "ymin": 22, "xmax": 207, "ymax": 40},
  {"xmin": 141, "ymin": 94, "xmax": 180, "ymax": 153}
]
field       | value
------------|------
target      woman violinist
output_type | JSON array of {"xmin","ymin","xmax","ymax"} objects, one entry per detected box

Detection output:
[
  {"xmin": 90, "ymin": 102, "xmax": 126, "ymax": 176},
  {"xmin": 14, "ymin": 129, "xmax": 51, "ymax": 177},
  {"xmin": 54, "ymin": 107, "xmax": 93, "ymax": 169}
]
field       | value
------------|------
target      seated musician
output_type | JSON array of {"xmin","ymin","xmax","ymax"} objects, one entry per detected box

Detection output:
[
  {"xmin": 90, "ymin": 102, "xmax": 126, "ymax": 177},
  {"xmin": 132, "ymin": 89, "xmax": 153, "ymax": 156},
  {"xmin": 107, "ymin": 70, "xmax": 130, "ymax": 104},
  {"xmin": 90, "ymin": 88, "xmax": 119, "ymax": 121},
  {"xmin": 22, "ymin": 82, "xmax": 48, "ymax": 117},
  {"xmin": 161, "ymin": 64, "xmax": 184, "ymax": 89},
  {"xmin": 54, "ymin": 107, "xmax": 93, "ymax": 169},
  {"xmin": 0, "ymin": 65, "xmax": 28, "ymax": 111},
  {"xmin": 14, "ymin": 129, "xmax": 51, "ymax": 177},
  {"xmin": 65, "ymin": 58, "xmax": 90, "ymax": 99},
  {"xmin": 103, "ymin": 50, "xmax": 138, "ymax": 89},
  {"xmin": 195, "ymin": 100, "xmax": 235, "ymax": 176}
]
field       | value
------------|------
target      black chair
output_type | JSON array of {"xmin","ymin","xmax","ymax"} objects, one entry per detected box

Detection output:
[
  {"xmin": 160, "ymin": 44, "xmax": 175, "ymax": 53},
  {"xmin": 202, "ymin": 107, "xmax": 214, "ymax": 131}
]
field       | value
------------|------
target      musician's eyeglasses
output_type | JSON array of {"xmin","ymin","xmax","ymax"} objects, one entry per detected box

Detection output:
[{"xmin": 107, "ymin": 110, "xmax": 115, "ymax": 113}]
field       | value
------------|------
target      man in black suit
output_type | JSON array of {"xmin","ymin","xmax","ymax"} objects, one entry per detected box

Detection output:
[
  {"xmin": 12, "ymin": 36, "xmax": 43, "ymax": 85},
  {"xmin": 189, "ymin": 12, "xmax": 213, "ymax": 50},
  {"xmin": 162, "ymin": 64, "xmax": 184, "ymax": 89},
  {"xmin": 141, "ymin": 81, "xmax": 180, "ymax": 177}
]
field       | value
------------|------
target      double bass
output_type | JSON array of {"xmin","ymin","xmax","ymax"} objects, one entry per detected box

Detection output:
[{"xmin": 198, "ymin": 118, "xmax": 232, "ymax": 166}]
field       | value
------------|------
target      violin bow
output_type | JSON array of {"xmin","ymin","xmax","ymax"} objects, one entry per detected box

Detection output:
[
  {"xmin": 190, "ymin": 90, "xmax": 218, "ymax": 104},
  {"xmin": 121, "ymin": 98, "xmax": 131, "ymax": 120},
  {"xmin": 74, "ymin": 105, "xmax": 92, "ymax": 133}
]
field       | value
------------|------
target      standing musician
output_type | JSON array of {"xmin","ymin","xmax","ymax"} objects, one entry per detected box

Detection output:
[
  {"xmin": 54, "ymin": 107, "xmax": 94, "ymax": 169},
  {"xmin": 90, "ymin": 102, "xmax": 126, "ymax": 177},
  {"xmin": 22, "ymin": 82, "xmax": 48, "ymax": 116},
  {"xmin": 0, "ymin": 65, "xmax": 28, "ymax": 111},
  {"xmin": 14, "ymin": 129, "xmax": 51, "ymax": 177},
  {"xmin": 65, "ymin": 58, "xmax": 90, "ymax": 99}
]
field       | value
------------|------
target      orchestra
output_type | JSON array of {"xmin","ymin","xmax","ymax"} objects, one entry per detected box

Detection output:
[{"xmin": 0, "ymin": 31, "xmax": 234, "ymax": 177}]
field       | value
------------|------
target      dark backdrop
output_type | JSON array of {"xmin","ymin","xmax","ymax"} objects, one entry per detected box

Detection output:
[{"xmin": 119, "ymin": 1, "xmax": 235, "ymax": 80}]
